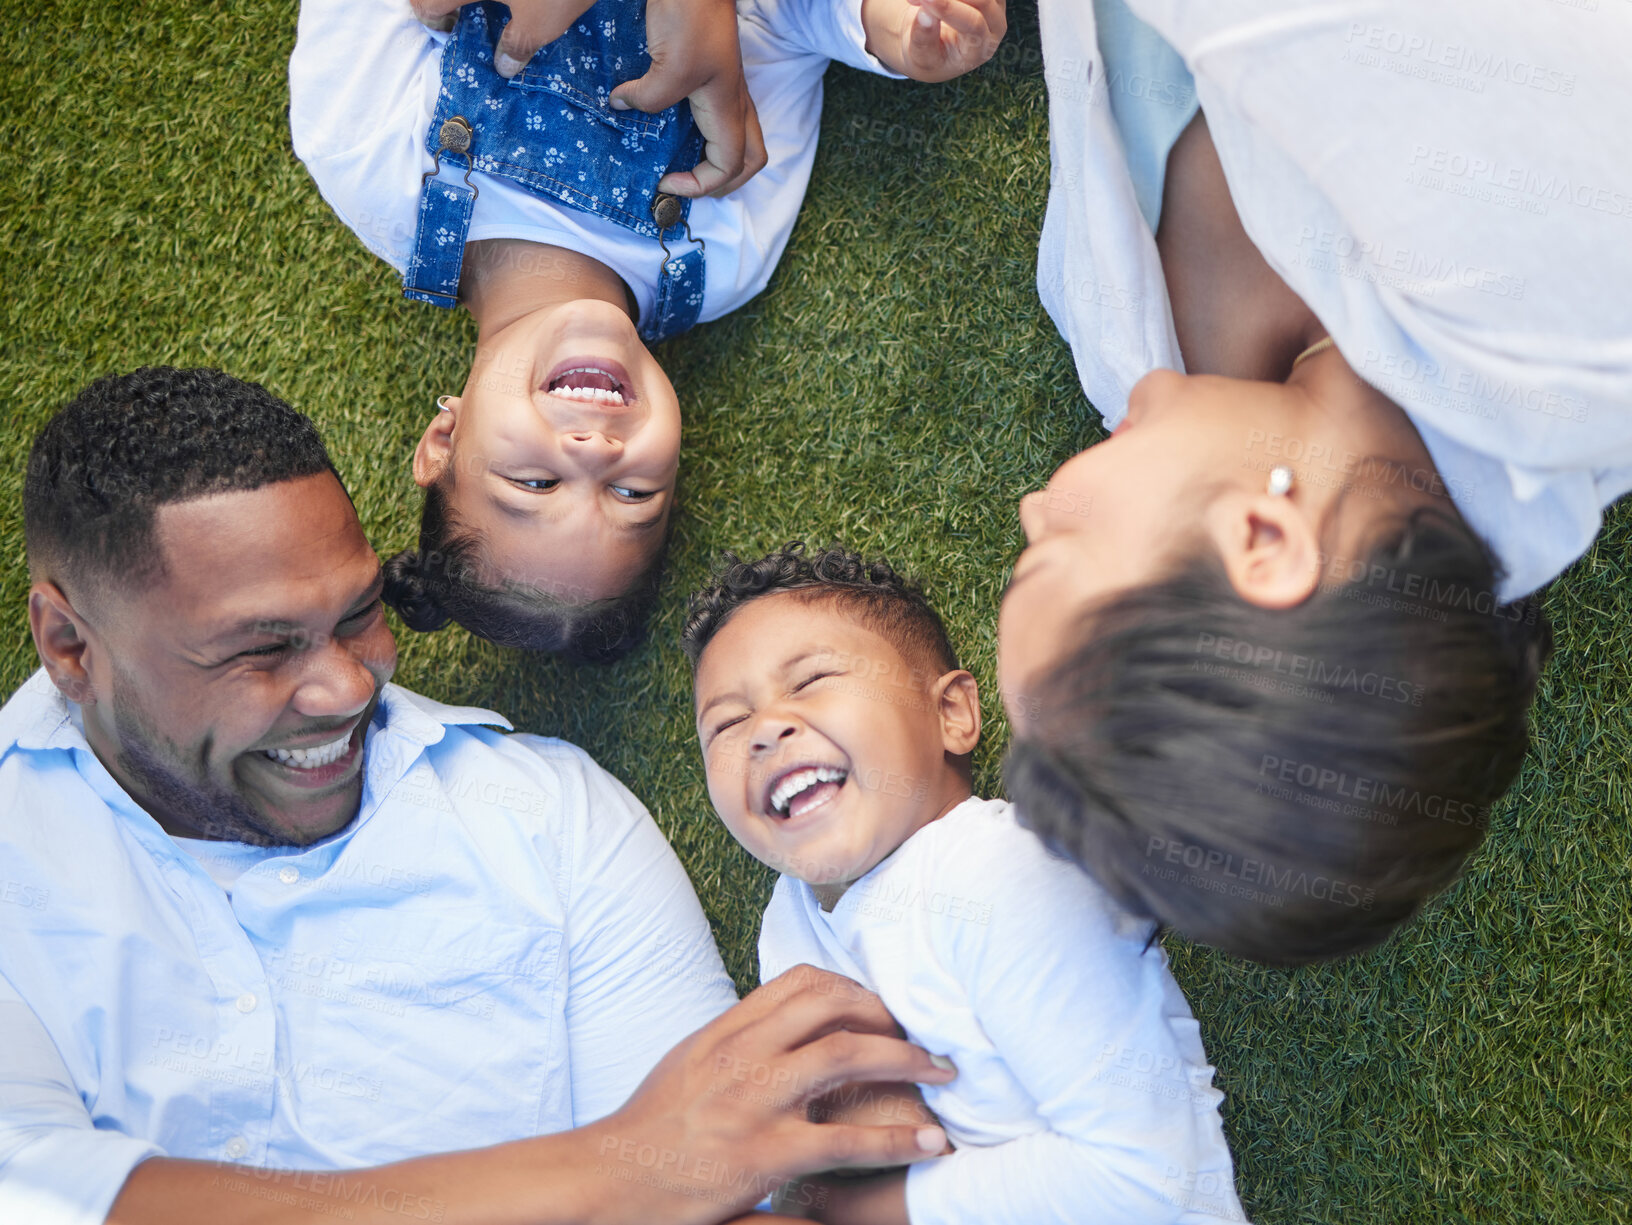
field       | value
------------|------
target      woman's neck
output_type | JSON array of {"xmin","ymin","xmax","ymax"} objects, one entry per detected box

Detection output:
[
  {"xmin": 1155, "ymin": 112, "xmax": 1327, "ymax": 382},
  {"xmin": 460, "ymin": 239, "xmax": 635, "ymax": 338}
]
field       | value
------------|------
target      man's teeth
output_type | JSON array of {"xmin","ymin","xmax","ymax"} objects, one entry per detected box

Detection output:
[
  {"xmin": 770, "ymin": 766, "xmax": 847, "ymax": 816},
  {"xmin": 263, "ymin": 732, "xmax": 351, "ymax": 770}
]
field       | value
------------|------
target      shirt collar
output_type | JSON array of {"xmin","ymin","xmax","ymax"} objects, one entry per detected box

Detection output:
[
  {"xmin": 0, "ymin": 669, "xmax": 514, "ymax": 818},
  {"xmin": 0, "ymin": 669, "xmax": 82, "ymax": 755}
]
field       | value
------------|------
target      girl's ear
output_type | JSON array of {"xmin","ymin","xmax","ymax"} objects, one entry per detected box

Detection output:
[
  {"xmin": 933, "ymin": 669, "xmax": 982, "ymax": 758},
  {"xmin": 412, "ymin": 400, "xmax": 460, "ymax": 489}
]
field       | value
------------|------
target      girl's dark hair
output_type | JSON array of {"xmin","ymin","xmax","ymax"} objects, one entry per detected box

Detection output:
[
  {"xmin": 382, "ymin": 477, "xmax": 665, "ymax": 663},
  {"xmin": 1005, "ymin": 506, "xmax": 1552, "ymax": 966}
]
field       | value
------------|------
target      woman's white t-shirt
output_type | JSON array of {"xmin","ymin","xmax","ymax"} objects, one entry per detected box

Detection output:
[{"xmin": 1039, "ymin": 0, "xmax": 1632, "ymax": 599}]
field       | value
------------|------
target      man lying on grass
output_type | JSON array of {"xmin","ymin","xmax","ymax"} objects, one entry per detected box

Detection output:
[{"xmin": 0, "ymin": 368, "xmax": 952, "ymax": 1225}]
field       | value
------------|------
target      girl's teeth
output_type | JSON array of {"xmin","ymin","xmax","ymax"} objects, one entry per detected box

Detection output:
[
  {"xmin": 549, "ymin": 385, "xmax": 625, "ymax": 405},
  {"xmin": 263, "ymin": 732, "xmax": 351, "ymax": 770}
]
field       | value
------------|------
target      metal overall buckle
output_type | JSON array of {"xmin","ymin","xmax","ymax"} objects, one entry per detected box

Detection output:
[
  {"xmin": 424, "ymin": 116, "xmax": 480, "ymax": 200},
  {"xmin": 651, "ymin": 191, "xmax": 704, "ymax": 269}
]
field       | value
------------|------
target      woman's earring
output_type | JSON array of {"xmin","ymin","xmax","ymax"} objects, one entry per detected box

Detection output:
[
  {"xmin": 436, "ymin": 395, "xmax": 455, "ymax": 413},
  {"xmin": 1267, "ymin": 466, "xmax": 1294, "ymax": 497}
]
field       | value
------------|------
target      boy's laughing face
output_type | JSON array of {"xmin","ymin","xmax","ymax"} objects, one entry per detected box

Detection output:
[{"xmin": 692, "ymin": 591, "xmax": 980, "ymax": 907}]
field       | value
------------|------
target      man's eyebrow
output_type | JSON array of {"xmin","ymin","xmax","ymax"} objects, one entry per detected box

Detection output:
[{"xmin": 204, "ymin": 571, "xmax": 385, "ymax": 645}]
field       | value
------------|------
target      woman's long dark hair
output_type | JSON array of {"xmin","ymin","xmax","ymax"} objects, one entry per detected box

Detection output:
[{"xmin": 1006, "ymin": 506, "xmax": 1552, "ymax": 965}]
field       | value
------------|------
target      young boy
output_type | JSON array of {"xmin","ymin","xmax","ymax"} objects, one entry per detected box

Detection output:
[
  {"xmin": 682, "ymin": 543, "xmax": 1248, "ymax": 1224},
  {"xmin": 288, "ymin": 0, "xmax": 1004, "ymax": 659}
]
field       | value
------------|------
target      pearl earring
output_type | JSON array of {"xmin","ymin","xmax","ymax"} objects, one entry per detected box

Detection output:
[
  {"xmin": 436, "ymin": 395, "xmax": 455, "ymax": 413},
  {"xmin": 1267, "ymin": 466, "xmax": 1294, "ymax": 497}
]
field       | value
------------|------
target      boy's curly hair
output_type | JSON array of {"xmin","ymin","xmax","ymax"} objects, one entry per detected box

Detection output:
[{"xmin": 680, "ymin": 542, "xmax": 958, "ymax": 675}]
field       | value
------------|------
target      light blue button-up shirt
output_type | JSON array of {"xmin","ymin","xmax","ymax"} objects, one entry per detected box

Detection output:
[{"xmin": 0, "ymin": 670, "xmax": 737, "ymax": 1224}]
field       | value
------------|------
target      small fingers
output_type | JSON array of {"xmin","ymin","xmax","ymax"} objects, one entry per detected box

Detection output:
[
  {"xmin": 493, "ymin": 0, "xmax": 596, "ymax": 78},
  {"xmin": 920, "ymin": 0, "xmax": 997, "ymax": 41},
  {"xmin": 906, "ymin": 3, "xmax": 945, "ymax": 63},
  {"xmin": 609, "ymin": 71, "xmax": 687, "ymax": 116}
]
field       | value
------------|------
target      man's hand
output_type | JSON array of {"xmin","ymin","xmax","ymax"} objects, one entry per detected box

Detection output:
[
  {"xmin": 611, "ymin": 0, "xmax": 767, "ymax": 197},
  {"xmin": 412, "ymin": 0, "xmax": 595, "ymax": 75},
  {"xmin": 590, "ymin": 965, "xmax": 955, "ymax": 1225},
  {"xmin": 863, "ymin": 0, "xmax": 1007, "ymax": 83}
]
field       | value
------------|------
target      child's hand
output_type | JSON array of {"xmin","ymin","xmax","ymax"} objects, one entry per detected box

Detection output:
[
  {"xmin": 412, "ymin": 0, "xmax": 595, "ymax": 76},
  {"xmin": 864, "ymin": 0, "xmax": 1007, "ymax": 83},
  {"xmin": 613, "ymin": 0, "xmax": 768, "ymax": 198}
]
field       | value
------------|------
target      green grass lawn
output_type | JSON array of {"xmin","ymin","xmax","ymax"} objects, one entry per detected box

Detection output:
[{"xmin": 4, "ymin": 4, "xmax": 1628, "ymax": 1222}]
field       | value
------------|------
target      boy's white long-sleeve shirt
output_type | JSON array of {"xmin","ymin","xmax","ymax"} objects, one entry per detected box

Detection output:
[
  {"xmin": 758, "ymin": 797, "xmax": 1247, "ymax": 1225},
  {"xmin": 289, "ymin": 0, "xmax": 900, "ymax": 334}
]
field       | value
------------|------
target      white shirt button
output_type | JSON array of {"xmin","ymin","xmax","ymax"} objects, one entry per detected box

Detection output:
[
  {"xmin": 224, "ymin": 1136, "xmax": 248, "ymax": 1159},
  {"xmin": 278, "ymin": 865, "xmax": 301, "ymax": 885},
  {"xmin": 235, "ymin": 992, "xmax": 258, "ymax": 1013}
]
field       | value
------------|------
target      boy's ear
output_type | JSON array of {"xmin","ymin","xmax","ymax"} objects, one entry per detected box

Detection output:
[
  {"xmin": 933, "ymin": 670, "xmax": 981, "ymax": 758},
  {"xmin": 28, "ymin": 581, "xmax": 100, "ymax": 705}
]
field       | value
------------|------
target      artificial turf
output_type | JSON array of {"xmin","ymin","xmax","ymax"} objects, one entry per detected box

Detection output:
[{"xmin": 3, "ymin": 4, "xmax": 1628, "ymax": 1222}]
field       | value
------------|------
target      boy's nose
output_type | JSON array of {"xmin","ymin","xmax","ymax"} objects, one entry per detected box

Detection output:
[{"xmin": 750, "ymin": 715, "xmax": 800, "ymax": 754}]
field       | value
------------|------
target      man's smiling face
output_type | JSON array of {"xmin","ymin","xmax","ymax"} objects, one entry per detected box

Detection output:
[{"xmin": 72, "ymin": 472, "xmax": 397, "ymax": 846}]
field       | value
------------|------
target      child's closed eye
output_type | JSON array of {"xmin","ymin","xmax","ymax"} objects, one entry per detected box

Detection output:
[{"xmin": 708, "ymin": 713, "xmax": 747, "ymax": 744}]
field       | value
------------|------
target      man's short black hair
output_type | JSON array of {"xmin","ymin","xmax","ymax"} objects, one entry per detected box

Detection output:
[
  {"xmin": 680, "ymin": 541, "xmax": 958, "ymax": 676},
  {"xmin": 24, "ymin": 367, "xmax": 335, "ymax": 596}
]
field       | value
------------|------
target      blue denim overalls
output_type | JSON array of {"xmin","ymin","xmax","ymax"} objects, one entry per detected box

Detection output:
[{"xmin": 404, "ymin": 0, "xmax": 708, "ymax": 342}]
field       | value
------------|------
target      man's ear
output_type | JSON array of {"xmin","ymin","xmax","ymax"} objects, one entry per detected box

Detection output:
[
  {"xmin": 412, "ymin": 401, "xmax": 459, "ymax": 489},
  {"xmin": 1203, "ymin": 491, "xmax": 1322, "ymax": 610},
  {"xmin": 933, "ymin": 670, "xmax": 982, "ymax": 758},
  {"xmin": 28, "ymin": 581, "xmax": 100, "ymax": 705}
]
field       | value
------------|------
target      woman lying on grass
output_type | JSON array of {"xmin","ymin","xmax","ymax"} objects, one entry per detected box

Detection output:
[
  {"xmin": 289, "ymin": 0, "xmax": 1003, "ymax": 660},
  {"xmin": 1000, "ymin": 0, "xmax": 1630, "ymax": 964}
]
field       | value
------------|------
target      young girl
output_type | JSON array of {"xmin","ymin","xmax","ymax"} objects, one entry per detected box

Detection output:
[{"xmin": 288, "ymin": 0, "xmax": 1004, "ymax": 659}]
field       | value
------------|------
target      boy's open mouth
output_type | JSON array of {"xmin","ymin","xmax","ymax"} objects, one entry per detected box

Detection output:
[
  {"xmin": 545, "ymin": 358, "xmax": 631, "ymax": 407},
  {"xmin": 765, "ymin": 764, "xmax": 849, "ymax": 820}
]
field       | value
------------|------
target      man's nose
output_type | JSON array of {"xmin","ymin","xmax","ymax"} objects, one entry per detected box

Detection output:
[
  {"xmin": 560, "ymin": 431, "xmax": 623, "ymax": 474},
  {"xmin": 291, "ymin": 634, "xmax": 379, "ymax": 720}
]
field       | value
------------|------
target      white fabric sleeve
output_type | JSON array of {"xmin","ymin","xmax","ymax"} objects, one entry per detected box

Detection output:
[
  {"xmin": 1036, "ymin": 0, "xmax": 1184, "ymax": 428},
  {"xmin": 741, "ymin": 0, "xmax": 907, "ymax": 77},
  {"xmin": 904, "ymin": 844, "xmax": 1217, "ymax": 1225},
  {"xmin": 0, "ymin": 973, "xmax": 161, "ymax": 1225},
  {"xmin": 536, "ymin": 744, "xmax": 740, "ymax": 1125}
]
